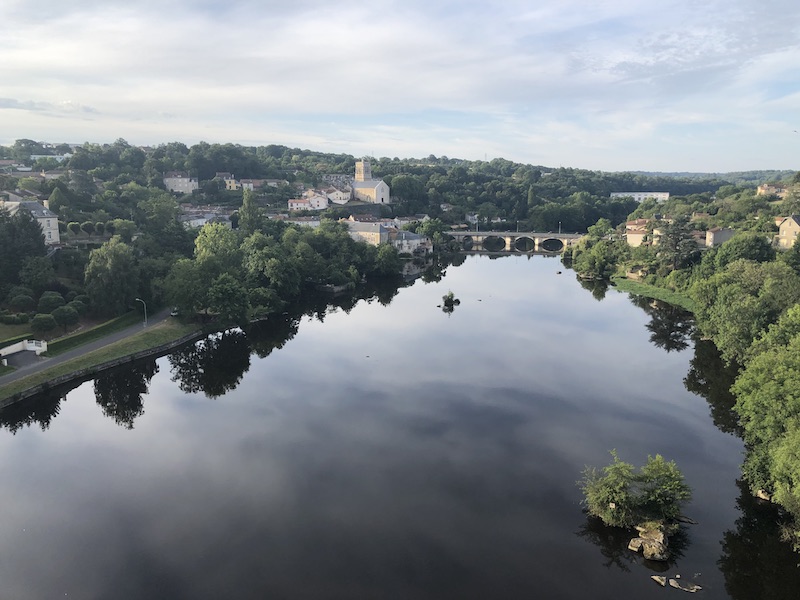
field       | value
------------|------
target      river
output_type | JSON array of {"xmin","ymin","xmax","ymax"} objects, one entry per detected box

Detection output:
[{"xmin": 1, "ymin": 254, "xmax": 798, "ymax": 599}]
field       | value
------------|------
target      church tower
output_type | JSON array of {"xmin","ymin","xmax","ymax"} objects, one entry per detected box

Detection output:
[{"xmin": 355, "ymin": 160, "xmax": 372, "ymax": 182}]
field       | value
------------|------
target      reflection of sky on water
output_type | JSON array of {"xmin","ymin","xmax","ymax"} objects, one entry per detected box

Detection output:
[{"xmin": 0, "ymin": 255, "xmax": 746, "ymax": 599}]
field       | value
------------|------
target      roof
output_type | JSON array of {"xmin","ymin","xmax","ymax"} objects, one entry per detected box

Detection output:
[
  {"xmin": 346, "ymin": 221, "xmax": 387, "ymax": 233},
  {"xmin": 164, "ymin": 171, "xmax": 192, "ymax": 178},
  {"xmin": 1, "ymin": 200, "xmax": 58, "ymax": 219},
  {"xmin": 352, "ymin": 180, "xmax": 386, "ymax": 190}
]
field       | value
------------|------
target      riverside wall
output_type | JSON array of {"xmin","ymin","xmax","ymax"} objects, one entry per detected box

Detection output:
[{"xmin": 0, "ymin": 330, "xmax": 205, "ymax": 409}]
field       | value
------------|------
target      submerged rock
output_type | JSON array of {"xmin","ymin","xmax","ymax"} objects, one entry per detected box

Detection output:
[
  {"xmin": 650, "ymin": 575, "xmax": 667, "ymax": 587},
  {"xmin": 628, "ymin": 538, "xmax": 644, "ymax": 552},
  {"xmin": 669, "ymin": 578, "xmax": 702, "ymax": 592}
]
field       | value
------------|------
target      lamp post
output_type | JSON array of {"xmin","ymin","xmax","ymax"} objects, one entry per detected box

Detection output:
[
  {"xmin": 558, "ymin": 221, "xmax": 562, "ymax": 234},
  {"xmin": 135, "ymin": 298, "xmax": 147, "ymax": 328}
]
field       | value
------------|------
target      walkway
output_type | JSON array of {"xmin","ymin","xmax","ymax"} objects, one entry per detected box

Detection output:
[{"xmin": 0, "ymin": 308, "xmax": 172, "ymax": 387}]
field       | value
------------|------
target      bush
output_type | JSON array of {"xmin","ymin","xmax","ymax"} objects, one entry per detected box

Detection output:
[
  {"xmin": 37, "ymin": 291, "xmax": 65, "ymax": 314},
  {"xmin": 6, "ymin": 286, "xmax": 34, "ymax": 304},
  {"xmin": 10, "ymin": 294, "xmax": 34, "ymax": 312},
  {"xmin": 30, "ymin": 313, "xmax": 57, "ymax": 337},
  {"xmin": 67, "ymin": 300, "xmax": 87, "ymax": 315},
  {"xmin": 580, "ymin": 451, "xmax": 691, "ymax": 528}
]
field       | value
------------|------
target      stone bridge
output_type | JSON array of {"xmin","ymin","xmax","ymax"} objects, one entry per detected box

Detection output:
[{"xmin": 447, "ymin": 231, "xmax": 585, "ymax": 253}]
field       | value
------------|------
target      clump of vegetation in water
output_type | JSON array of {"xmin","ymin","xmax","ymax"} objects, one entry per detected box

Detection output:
[
  {"xmin": 441, "ymin": 291, "xmax": 461, "ymax": 314},
  {"xmin": 579, "ymin": 451, "xmax": 692, "ymax": 529}
]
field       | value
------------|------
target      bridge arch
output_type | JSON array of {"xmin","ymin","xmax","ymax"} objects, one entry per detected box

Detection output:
[
  {"xmin": 482, "ymin": 235, "xmax": 506, "ymax": 252},
  {"xmin": 513, "ymin": 236, "xmax": 536, "ymax": 252},
  {"xmin": 461, "ymin": 235, "xmax": 474, "ymax": 250},
  {"xmin": 539, "ymin": 237, "xmax": 564, "ymax": 252}
]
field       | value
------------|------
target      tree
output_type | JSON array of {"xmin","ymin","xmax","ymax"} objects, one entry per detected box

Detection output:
[
  {"xmin": 68, "ymin": 222, "xmax": 81, "ymax": 236},
  {"xmin": 586, "ymin": 217, "xmax": 612, "ymax": 240},
  {"xmin": 733, "ymin": 333, "xmax": 800, "ymax": 540},
  {"xmin": 80, "ymin": 221, "xmax": 95, "ymax": 236},
  {"xmin": 20, "ymin": 256, "xmax": 55, "ymax": 295},
  {"xmin": 37, "ymin": 291, "xmax": 65, "ymax": 314},
  {"xmin": 238, "ymin": 188, "xmax": 263, "ymax": 235},
  {"xmin": 51, "ymin": 305, "xmax": 79, "ymax": 333},
  {"xmin": 84, "ymin": 236, "xmax": 139, "ymax": 317},
  {"xmin": 30, "ymin": 313, "xmax": 57, "ymax": 338},
  {"xmin": 692, "ymin": 260, "xmax": 800, "ymax": 364},
  {"xmin": 580, "ymin": 452, "xmax": 691, "ymax": 529},
  {"xmin": 715, "ymin": 233, "xmax": 776, "ymax": 270},
  {"xmin": 164, "ymin": 258, "xmax": 205, "ymax": 317},
  {"xmin": 94, "ymin": 221, "xmax": 105, "ymax": 236},
  {"xmin": 207, "ymin": 273, "xmax": 249, "ymax": 326}
]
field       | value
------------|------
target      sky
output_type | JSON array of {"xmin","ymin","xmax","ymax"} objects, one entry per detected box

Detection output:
[{"xmin": 1, "ymin": 0, "xmax": 798, "ymax": 172}]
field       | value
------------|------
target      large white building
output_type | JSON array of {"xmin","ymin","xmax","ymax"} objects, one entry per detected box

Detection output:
[
  {"xmin": 164, "ymin": 171, "xmax": 199, "ymax": 194},
  {"xmin": 610, "ymin": 191, "xmax": 670, "ymax": 203}
]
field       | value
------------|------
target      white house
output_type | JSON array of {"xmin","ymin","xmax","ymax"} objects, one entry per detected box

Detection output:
[
  {"xmin": 389, "ymin": 230, "xmax": 432, "ymax": 254},
  {"xmin": 0, "ymin": 199, "xmax": 61, "ymax": 245},
  {"xmin": 325, "ymin": 187, "xmax": 351, "ymax": 204},
  {"xmin": 164, "ymin": 171, "xmax": 199, "ymax": 194}
]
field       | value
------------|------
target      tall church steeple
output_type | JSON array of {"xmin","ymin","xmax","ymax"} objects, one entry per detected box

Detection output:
[{"xmin": 355, "ymin": 159, "xmax": 372, "ymax": 182}]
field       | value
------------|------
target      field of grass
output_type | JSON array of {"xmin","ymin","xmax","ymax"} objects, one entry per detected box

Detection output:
[
  {"xmin": 44, "ymin": 311, "xmax": 142, "ymax": 356},
  {"xmin": 0, "ymin": 323, "xmax": 32, "ymax": 342},
  {"xmin": 0, "ymin": 320, "xmax": 200, "ymax": 402},
  {"xmin": 611, "ymin": 277, "xmax": 697, "ymax": 313},
  {"xmin": 0, "ymin": 365, "xmax": 14, "ymax": 377}
]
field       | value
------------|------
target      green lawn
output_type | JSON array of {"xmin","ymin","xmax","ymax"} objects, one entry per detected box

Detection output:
[
  {"xmin": 0, "ymin": 320, "xmax": 200, "ymax": 402},
  {"xmin": 0, "ymin": 323, "xmax": 32, "ymax": 341},
  {"xmin": 44, "ymin": 311, "xmax": 143, "ymax": 356},
  {"xmin": 0, "ymin": 365, "xmax": 15, "ymax": 377},
  {"xmin": 611, "ymin": 277, "xmax": 697, "ymax": 313}
]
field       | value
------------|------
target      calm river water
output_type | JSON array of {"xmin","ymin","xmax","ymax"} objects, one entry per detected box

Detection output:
[{"xmin": 1, "ymin": 254, "xmax": 799, "ymax": 599}]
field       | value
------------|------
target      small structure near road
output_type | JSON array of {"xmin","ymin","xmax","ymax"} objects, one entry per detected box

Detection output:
[{"xmin": 0, "ymin": 340, "xmax": 48, "ymax": 367}]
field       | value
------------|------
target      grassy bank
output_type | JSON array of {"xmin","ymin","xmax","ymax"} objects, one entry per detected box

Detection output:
[
  {"xmin": 0, "ymin": 319, "xmax": 200, "ymax": 402},
  {"xmin": 44, "ymin": 311, "xmax": 143, "ymax": 356},
  {"xmin": 0, "ymin": 365, "xmax": 14, "ymax": 377},
  {"xmin": 611, "ymin": 277, "xmax": 697, "ymax": 313}
]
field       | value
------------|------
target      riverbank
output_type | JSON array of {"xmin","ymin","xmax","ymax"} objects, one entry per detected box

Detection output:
[
  {"xmin": 611, "ymin": 276, "xmax": 697, "ymax": 313},
  {"xmin": 0, "ymin": 319, "xmax": 202, "ymax": 405}
]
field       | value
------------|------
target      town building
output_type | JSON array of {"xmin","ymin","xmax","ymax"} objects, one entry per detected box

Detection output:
[
  {"xmin": 163, "ymin": 171, "xmax": 199, "ymax": 194},
  {"xmin": 344, "ymin": 221, "xmax": 389, "ymax": 246},
  {"xmin": 351, "ymin": 160, "xmax": 391, "ymax": 204},
  {"xmin": 778, "ymin": 216, "xmax": 800, "ymax": 249},
  {"xmin": 610, "ymin": 192, "xmax": 670, "ymax": 203},
  {"xmin": 757, "ymin": 183, "xmax": 791, "ymax": 199},
  {"xmin": 705, "ymin": 227, "xmax": 736, "ymax": 248},
  {"xmin": 0, "ymin": 198, "xmax": 61, "ymax": 245}
]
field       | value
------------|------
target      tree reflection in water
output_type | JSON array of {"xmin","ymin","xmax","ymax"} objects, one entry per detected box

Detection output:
[
  {"xmin": 169, "ymin": 329, "xmax": 251, "ymax": 399},
  {"xmin": 718, "ymin": 480, "xmax": 800, "ymax": 600},
  {"xmin": 575, "ymin": 515, "xmax": 690, "ymax": 573},
  {"xmin": 0, "ymin": 388, "xmax": 67, "ymax": 434},
  {"xmin": 577, "ymin": 277, "xmax": 608, "ymax": 301},
  {"xmin": 628, "ymin": 295, "xmax": 695, "ymax": 353},
  {"xmin": 684, "ymin": 338, "xmax": 743, "ymax": 437},
  {"xmin": 93, "ymin": 359, "xmax": 158, "ymax": 429}
]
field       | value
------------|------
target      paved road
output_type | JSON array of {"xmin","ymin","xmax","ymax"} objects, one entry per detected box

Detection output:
[{"xmin": 0, "ymin": 308, "xmax": 172, "ymax": 386}]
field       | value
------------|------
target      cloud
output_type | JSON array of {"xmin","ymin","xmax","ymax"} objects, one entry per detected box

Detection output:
[{"xmin": 0, "ymin": 0, "xmax": 799, "ymax": 170}]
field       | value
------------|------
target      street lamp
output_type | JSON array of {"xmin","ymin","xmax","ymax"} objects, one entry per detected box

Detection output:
[
  {"xmin": 558, "ymin": 221, "xmax": 562, "ymax": 234},
  {"xmin": 135, "ymin": 298, "xmax": 147, "ymax": 328}
]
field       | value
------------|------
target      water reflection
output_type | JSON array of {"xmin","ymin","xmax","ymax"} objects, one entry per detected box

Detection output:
[
  {"xmin": 684, "ymin": 339, "xmax": 743, "ymax": 437},
  {"xmin": 169, "ymin": 330, "xmax": 251, "ymax": 398},
  {"xmin": 93, "ymin": 360, "xmax": 158, "ymax": 429},
  {"xmin": 578, "ymin": 277, "xmax": 609, "ymax": 301},
  {"xmin": 576, "ymin": 516, "xmax": 690, "ymax": 573},
  {"xmin": 718, "ymin": 480, "xmax": 800, "ymax": 599},
  {"xmin": 628, "ymin": 296, "xmax": 694, "ymax": 353},
  {"xmin": 0, "ymin": 388, "xmax": 65, "ymax": 434}
]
